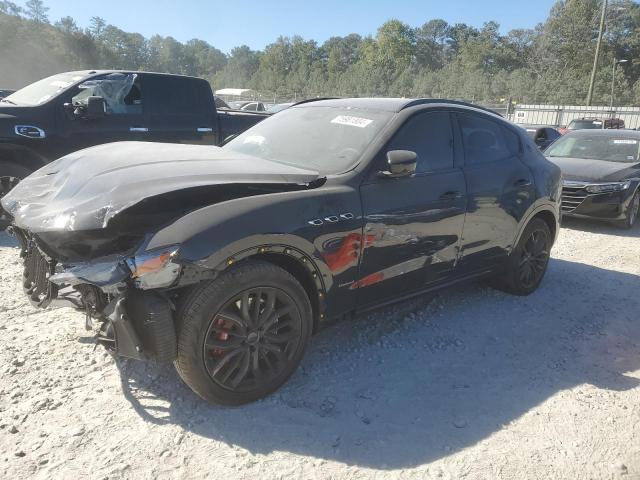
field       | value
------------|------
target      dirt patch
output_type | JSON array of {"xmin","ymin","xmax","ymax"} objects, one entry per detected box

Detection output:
[{"xmin": 1, "ymin": 218, "xmax": 639, "ymax": 479}]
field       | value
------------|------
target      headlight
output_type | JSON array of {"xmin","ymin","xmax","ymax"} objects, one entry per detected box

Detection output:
[
  {"xmin": 126, "ymin": 245, "xmax": 181, "ymax": 289},
  {"xmin": 585, "ymin": 181, "xmax": 631, "ymax": 194}
]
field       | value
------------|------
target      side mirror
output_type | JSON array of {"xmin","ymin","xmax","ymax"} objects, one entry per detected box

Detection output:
[
  {"xmin": 86, "ymin": 96, "xmax": 106, "ymax": 119},
  {"xmin": 379, "ymin": 150, "xmax": 417, "ymax": 178}
]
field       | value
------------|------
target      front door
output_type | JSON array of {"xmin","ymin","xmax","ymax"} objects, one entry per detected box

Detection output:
[
  {"xmin": 455, "ymin": 112, "xmax": 536, "ymax": 273},
  {"xmin": 357, "ymin": 111, "xmax": 467, "ymax": 308},
  {"xmin": 57, "ymin": 72, "xmax": 148, "ymax": 155}
]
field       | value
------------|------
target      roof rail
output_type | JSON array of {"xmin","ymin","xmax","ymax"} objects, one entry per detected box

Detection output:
[
  {"xmin": 402, "ymin": 99, "xmax": 503, "ymax": 117},
  {"xmin": 291, "ymin": 97, "xmax": 340, "ymax": 107}
]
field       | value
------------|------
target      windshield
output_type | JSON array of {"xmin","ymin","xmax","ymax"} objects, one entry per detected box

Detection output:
[
  {"xmin": 224, "ymin": 106, "xmax": 394, "ymax": 174},
  {"xmin": 3, "ymin": 72, "xmax": 86, "ymax": 106},
  {"xmin": 546, "ymin": 134, "xmax": 640, "ymax": 163},
  {"xmin": 568, "ymin": 119, "xmax": 602, "ymax": 130}
]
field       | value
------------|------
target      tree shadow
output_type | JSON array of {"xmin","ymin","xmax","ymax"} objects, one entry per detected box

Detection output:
[
  {"xmin": 561, "ymin": 216, "xmax": 640, "ymax": 238},
  {"xmin": 109, "ymin": 259, "xmax": 640, "ymax": 468}
]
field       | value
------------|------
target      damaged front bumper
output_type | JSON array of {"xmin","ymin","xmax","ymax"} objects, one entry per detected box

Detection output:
[{"xmin": 12, "ymin": 227, "xmax": 182, "ymax": 362}]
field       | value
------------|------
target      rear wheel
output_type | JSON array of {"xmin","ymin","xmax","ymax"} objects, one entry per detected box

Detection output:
[
  {"xmin": 0, "ymin": 162, "xmax": 32, "ymax": 230},
  {"xmin": 174, "ymin": 261, "xmax": 312, "ymax": 405},
  {"xmin": 616, "ymin": 190, "xmax": 640, "ymax": 229},
  {"xmin": 491, "ymin": 218, "xmax": 552, "ymax": 296}
]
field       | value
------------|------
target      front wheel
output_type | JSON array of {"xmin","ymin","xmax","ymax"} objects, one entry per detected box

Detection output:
[
  {"xmin": 616, "ymin": 190, "xmax": 640, "ymax": 230},
  {"xmin": 174, "ymin": 261, "xmax": 312, "ymax": 405},
  {"xmin": 0, "ymin": 162, "xmax": 32, "ymax": 230},
  {"xmin": 491, "ymin": 218, "xmax": 552, "ymax": 296}
]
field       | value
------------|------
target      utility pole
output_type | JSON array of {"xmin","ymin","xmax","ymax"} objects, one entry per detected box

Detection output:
[
  {"xmin": 610, "ymin": 58, "xmax": 628, "ymax": 110},
  {"xmin": 586, "ymin": 0, "xmax": 608, "ymax": 106}
]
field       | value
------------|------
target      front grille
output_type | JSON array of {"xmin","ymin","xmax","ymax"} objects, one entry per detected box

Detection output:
[
  {"xmin": 18, "ymin": 231, "xmax": 58, "ymax": 308},
  {"xmin": 561, "ymin": 185, "xmax": 588, "ymax": 213}
]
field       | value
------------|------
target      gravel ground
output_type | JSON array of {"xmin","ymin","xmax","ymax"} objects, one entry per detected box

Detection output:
[{"xmin": 1, "ymin": 218, "xmax": 639, "ymax": 480}]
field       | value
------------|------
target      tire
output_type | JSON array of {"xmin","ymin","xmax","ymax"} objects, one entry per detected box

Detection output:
[
  {"xmin": 491, "ymin": 218, "xmax": 552, "ymax": 296},
  {"xmin": 0, "ymin": 162, "xmax": 33, "ymax": 230},
  {"xmin": 174, "ymin": 261, "xmax": 312, "ymax": 405},
  {"xmin": 615, "ymin": 190, "xmax": 640, "ymax": 230}
]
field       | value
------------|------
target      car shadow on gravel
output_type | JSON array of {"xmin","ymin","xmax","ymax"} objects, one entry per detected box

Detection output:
[
  {"xmin": 561, "ymin": 217, "xmax": 640, "ymax": 238},
  {"xmin": 116, "ymin": 258, "xmax": 640, "ymax": 470}
]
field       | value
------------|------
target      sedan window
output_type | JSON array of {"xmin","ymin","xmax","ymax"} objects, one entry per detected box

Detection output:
[
  {"xmin": 385, "ymin": 112, "xmax": 454, "ymax": 172},
  {"xmin": 458, "ymin": 114, "xmax": 519, "ymax": 163}
]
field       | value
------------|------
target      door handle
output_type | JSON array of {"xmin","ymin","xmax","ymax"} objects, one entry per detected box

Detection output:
[
  {"xmin": 439, "ymin": 191, "xmax": 463, "ymax": 201},
  {"xmin": 129, "ymin": 127, "xmax": 149, "ymax": 132},
  {"xmin": 514, "ymin": 179, "xmax": 532, "ymax": 187},
  {"xmin": 197, "ymin": 127, "xmax": 213, "ymax": 132}
]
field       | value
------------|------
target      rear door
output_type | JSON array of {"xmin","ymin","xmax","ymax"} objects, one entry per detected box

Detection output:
[
  {"xmin": 455, "ymin": 112, "xmax": 535, "ymax": 273},
  {"xmin": 146, "ymin": 76, "xmax": 217, "ymax": 145},
  {"xmin": 357, "ymin": 111, "xmax": 467, "ymax": 307}
]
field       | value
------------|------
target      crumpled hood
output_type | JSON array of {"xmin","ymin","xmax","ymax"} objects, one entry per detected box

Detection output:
[
  {"xmin": 547, "ymin": 156, "xmax": 640, "ymax": 182},
  {"xmin": 2, "ymin": 141, "xmax": 321, "ymax": 232}
]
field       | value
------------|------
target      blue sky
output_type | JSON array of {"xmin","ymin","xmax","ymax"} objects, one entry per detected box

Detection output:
[{"xmin": 42, "ymin": 0, "xmax": 558, "ymax": 53}]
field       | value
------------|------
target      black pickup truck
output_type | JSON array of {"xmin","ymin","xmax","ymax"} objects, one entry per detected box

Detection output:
[{"xmin": 0, "ymin": 70, "xmax": 268, "ymax": 225}]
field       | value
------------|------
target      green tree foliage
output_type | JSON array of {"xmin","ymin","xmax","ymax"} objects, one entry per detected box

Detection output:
[{"xmin": 1, "ymin": 0, "xmax": 638, "ymax": 106}]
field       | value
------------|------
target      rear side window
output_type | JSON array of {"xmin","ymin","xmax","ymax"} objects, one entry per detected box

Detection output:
[
  {"xmin": 386, "ymin": 111, "xmax": 454, "ymax": 172},
  {"xmin": 152, "ymin": 77, "xmax": 200, "ymax": 115},
  {"xmin": 458, "ymin": 114, "xmax": 520, "ymax": 164}
]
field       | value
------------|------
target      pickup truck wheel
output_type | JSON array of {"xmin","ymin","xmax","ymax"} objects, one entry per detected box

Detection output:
[
  {"xmin": 174, "ymin": 261, "xmax": 312, "ymax": 405},
  {"xmin": 0, "ymin": 162, "xmax": 32, "ymax": 230},
  {"xmin": 490, "ymin": 218, "xmax": 551, "ymax": 296}
]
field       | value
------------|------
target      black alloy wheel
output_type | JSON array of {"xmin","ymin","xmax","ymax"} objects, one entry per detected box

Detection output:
[
  {"xmin": 203, "ymin": 287, "xmax": 303, "ymax": 392},
  {"xmin": 174, "ymin": 261, "xmax": 312, "ymax": 405},
  {"xmin": 490, "ymin": 218, "xmax": 552, "ymax": 296},
  {"xmin": 517, "ymin": 228, "xmax": 550, "ymax": 290}
]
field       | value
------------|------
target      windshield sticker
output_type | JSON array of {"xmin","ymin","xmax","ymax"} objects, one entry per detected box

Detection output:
[
  {"xmin": 331, "ymin": 115, "xmax": 373, "ymax": 128},
  {"xmin": 613, "ymin": 139, "xmax": 637, "ymax": 144},
  {"xmin": 592, "ymin": 121, "xmax": 603, "ymax": 125}
]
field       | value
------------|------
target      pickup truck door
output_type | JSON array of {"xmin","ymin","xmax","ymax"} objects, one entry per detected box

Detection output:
[
  {"xmin": 145, "ymin": 76, "xmax": 218, "ymax": 145},
  {"xmin": 56, "ymin": 73, "xmax": 149, "ymax": 153},
  {"xmin": 357, "ymin": 111, "xmax": 467, "ymax": 308}
]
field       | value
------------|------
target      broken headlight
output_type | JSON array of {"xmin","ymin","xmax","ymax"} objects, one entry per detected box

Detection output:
[{"xmin": 126, "ymin": 245, "xmax": 181, "ymax": 289}]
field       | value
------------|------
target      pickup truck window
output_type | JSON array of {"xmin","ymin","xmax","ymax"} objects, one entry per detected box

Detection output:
[
  {"xmin": 3, "ymin": 72, "xmax": 85, "ymax": 106},
  {"xmin": 224, "ymin": 106, "xmax": 393, "ymax": 174},
  {"xmin": 72, "ymin": 73, "xmax": 142, "ymax": 115}
]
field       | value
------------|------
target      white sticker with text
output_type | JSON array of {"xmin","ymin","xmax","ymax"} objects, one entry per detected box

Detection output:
[
  {"xmin": 613, "ymin": 139, "xmax": 638, "ymax": 144},
  {"xmin": 331, "ymin": 115, "xmax": 373, "ymax": 128}
]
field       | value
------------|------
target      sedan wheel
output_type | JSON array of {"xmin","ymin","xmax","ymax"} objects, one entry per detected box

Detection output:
[{"xmin": 619, "ymin": 191, "xmax": 640, "ymax": 229}]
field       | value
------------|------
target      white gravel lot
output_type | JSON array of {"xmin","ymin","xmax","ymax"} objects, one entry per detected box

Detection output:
[{"xmin": 1, "ymin": 218, "xmax": 639, "ymax": 480}]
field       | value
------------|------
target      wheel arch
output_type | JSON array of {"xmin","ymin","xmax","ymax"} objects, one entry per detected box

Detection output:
[
  {"xmin": 0, "ymin": 143, "xmax": 47, "ymax": 174},
  {"xmin": 512, "ymin": 203, "xmax": 560, "ymax": 250},
  {"xmin": 180, "ymin": 236, "xmax": 332, "ymax": 333}
]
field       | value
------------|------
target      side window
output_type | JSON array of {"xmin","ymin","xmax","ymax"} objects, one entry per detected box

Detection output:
[
  {"xmin": 72, "ymin": 73, "xmax": 142, "ymax": 115},
  {"xmin": 458, "ymin": 114, "xmax": 520, "ymax": 164},
  {"xmin": 547, "ymin": 128, "xmax": 560, "ymax": 141},
  {"xmin": 153, "ymin": 78, "xmax": 200, "ymax": 115},
  {"xmin": 386, "ymin": 111, "xmax": 454, "ymax": 173}
]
